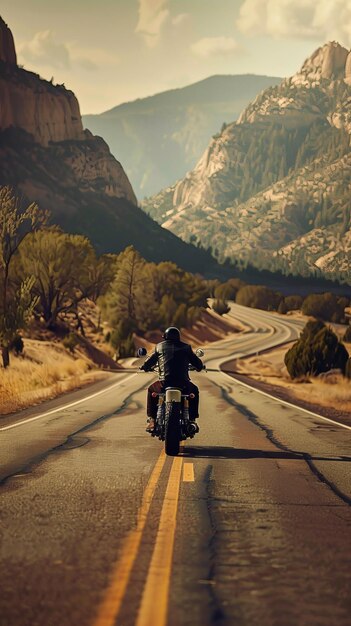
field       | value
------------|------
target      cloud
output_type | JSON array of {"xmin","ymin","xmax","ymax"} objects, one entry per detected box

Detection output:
[
  {"xmin": 172, "ymin": 13, "xmax": 190, "ymax": 27},
  {"xmin": 18, "ymin": 32, "xmax": 116, "ymax": 73},
  {"xmin": 136, "ymin": 0, "xmax": 170, "ymax": 47},
  {"xmin": 191, "ymin": 36, "xmax": 241, "ymax": 59},
  {"xmin": 237, "ymin": 0, "xmax": 351, "ymax": 44},
  {"xmin": 19, "ymin": 30, "xmax": 71, "ymax": 69}
]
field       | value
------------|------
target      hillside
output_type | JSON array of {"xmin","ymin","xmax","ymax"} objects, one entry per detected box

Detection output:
[
  {"xmin": 82, "ymin": 74, "xmax": 281, "ymax": 198},
  {"xmin": 143, "ymin": 42, "xmax": 351, "ymax": 282},
  {"xmin": 0, "ymin": 17, "xmax": 216, "ymax": 274}
]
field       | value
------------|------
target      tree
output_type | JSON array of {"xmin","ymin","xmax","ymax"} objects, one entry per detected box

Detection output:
[
  {"xmin": 236, "ymin": 285, "xmax": 281, "ymax": 311},
  {"xmin": 14, "ymin": 229, "xmax": 103, "ymax": 328},
  {"xmin": 284, "ymin": 320, "xmax": 349, "ymax": 378},
  {"xmin": 212, "ymin": 299, "xmax": 230, "ymax": 315},
  {"xmin": 101, "ymin": 246, "xmax": 153, "ymax": 344},
  {"xmin": 343, "ymin": 326, "xmax": 351, "ymax": 343},
  {"xmin": 0, "ymin": 187, "xmax": 47, "ymax": 367},
  {"xmin": 214, "ymin": 278, "xmax": 244, "ymax": 301},
  {"xmin": 284, "ymin": 295, "xmax": 303, "ymax": 311},
  {"xmin": 0, "ymin": 276, "xmax": 38, "ymax": 366},
  {"xmin": 302, "ymin": 293, "xmax": 348, "ymax": 323}
]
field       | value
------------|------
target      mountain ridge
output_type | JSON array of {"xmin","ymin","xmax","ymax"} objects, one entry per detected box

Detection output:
[
  {"xmin": 83, "ymin": 73, "xmax": 281, "ymax": 198},
  {"xmin": 0, "ymin": 16, "xmax": 216, "ymax": 274},
  {"xmin": 143, "ymin": 42, "xmax": 351, "ymax": 282}
]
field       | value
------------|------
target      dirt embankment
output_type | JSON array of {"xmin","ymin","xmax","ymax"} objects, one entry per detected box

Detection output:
[
  {"xmin": 135, "ymin": 309, "xmax": 244, "ymax": 352},
  {"xmin": 0, "ymin": 308, "xmax": 242, "ymax": 417},
  {"xmin": 224, "ymin": 340, "xmax": 351, "ymax": 427}
]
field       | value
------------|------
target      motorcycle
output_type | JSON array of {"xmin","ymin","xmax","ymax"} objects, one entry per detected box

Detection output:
[{"xmin": 137, "ymin": 347, "xmax": 205, "ymax": 456}]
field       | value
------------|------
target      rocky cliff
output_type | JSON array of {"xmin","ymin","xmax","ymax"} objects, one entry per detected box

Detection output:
[
  {"xmin": 0, "ymin": 19, "xmax": 85, "ymax": 146},
  {"xmin": 0, "ymin": 16, "xmax": 16, "ymax": 65},
  {"xmin": 0, "ymin": 16, "xmax": 216, "ymax": 272},
  {"xmin": 144, "ymin": 42, "xmax": 351, "ymax": 281}
]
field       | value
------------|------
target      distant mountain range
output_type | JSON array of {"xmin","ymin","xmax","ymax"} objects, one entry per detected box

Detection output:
[
  {"xmin": 144, "ymin": 42, "xmax": 351, "ymax": 282},
  {"xmin": 0, "ymin": 16, "xmax": 215, "ymax": 274},
  {"xmin": 83, "ymin": 74, "xmax": 281, "ymax": 199}
]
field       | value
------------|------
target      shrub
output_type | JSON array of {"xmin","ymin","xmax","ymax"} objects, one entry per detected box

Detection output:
[
  {"xmin": 302, "ymin": 293, "xmax": 348, "ymax": 323},
  {"xmin": 62, "ymin": 332, "xmax": 79, "ymax": 353},
  {"xmin": 344, "ymin": 326, "xmax": 351, "ymax": 342},
  {"xmin": 114, "ymin": 334, "xmax": 135, "ymax": 359},
  {"xmin": 278, "ymin": 299, "xmax": 288, "ymax": 314},
  {"xmin": 214, "ymin": 278, "xmax": 244, "ymax": 301},
  {"xmin": 284, "ymin": 321, "xmax": 349, "ymax": 379},
  {"xmin": 236, "ymin": 285, "xmax": 281, "ymax": 311},
  {"xmin": 284, "ymin": 295, "xmax": 303, "ymax": 311},
  {"xmin": 9, "ymin": 334, "xmax": 24, "ymax": 355},
  {"xmin": 212, "ymin": 299, "xmax": 230, "ymax": 315}
]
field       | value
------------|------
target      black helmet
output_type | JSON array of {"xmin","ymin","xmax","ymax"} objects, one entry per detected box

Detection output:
[{"xmin": 163, "ymin": 326, "xmax": 180, "ymax": 341}]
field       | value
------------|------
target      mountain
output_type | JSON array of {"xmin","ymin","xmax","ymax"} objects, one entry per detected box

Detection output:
[
  {"xmin": 143, "ymin": 42, "xmax": 351, "ymax": 282},
  {"xmin": 0, "ymin": 17, "xmax": 216, "ymax": 273},
  {"xmin": 82, "ymin": 74, "xmax": 281, "ymax": 199}
]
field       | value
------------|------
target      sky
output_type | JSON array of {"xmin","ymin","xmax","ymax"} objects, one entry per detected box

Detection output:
[{"xmin": 2, "ymin": 0, "xmax": 351, "ymax": 114}]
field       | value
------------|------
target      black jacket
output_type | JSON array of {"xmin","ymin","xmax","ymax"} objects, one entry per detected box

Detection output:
[{"xmin": 141, "ymin": 339, "xmax": 203, "ymax": 386}]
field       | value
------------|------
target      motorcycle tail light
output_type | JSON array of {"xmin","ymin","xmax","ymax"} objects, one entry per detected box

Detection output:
[{"xmin": 189, "ymin": 393, "xmax": 195, "ymax": 399}]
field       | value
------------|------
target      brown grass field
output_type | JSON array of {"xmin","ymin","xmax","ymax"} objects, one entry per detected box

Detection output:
[
  {"xmin": 232, "ymin": 340, "xmax": 351, "ymax": 421},
  {"xmin": 0, "ymin": 339, "xmax": 109, "ymax": 416}
]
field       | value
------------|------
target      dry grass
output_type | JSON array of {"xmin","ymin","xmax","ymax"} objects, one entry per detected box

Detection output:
[
  {"xmin": 291, "ymin": 376, "xmax": 351, "ymax": 412},
  {"xmin": 236, "ymin": 343, "xmax": 351, "ymax": 414},
  {"xmin": 0, "ymin": 339, "xmax": 107, "ymax": 415}
]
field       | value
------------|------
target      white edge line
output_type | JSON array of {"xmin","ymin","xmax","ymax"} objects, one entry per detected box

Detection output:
[
  {"xmin": 219, "ymin": 368, "xmax": 351, "ymax": 432},
  {"xmin": 0, "ymin": 373, "xmax": 139, "ymax": 432}
]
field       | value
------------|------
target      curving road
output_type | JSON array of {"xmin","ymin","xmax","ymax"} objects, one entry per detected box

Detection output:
[{"xmin": 0, "ymin": 304, "xmax": 350, "ymax": 626}]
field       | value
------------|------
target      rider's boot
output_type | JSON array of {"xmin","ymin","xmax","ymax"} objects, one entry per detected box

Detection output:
[{"xmin": 146, "ymin": 418, "xmax": 155, "ymax": 432}]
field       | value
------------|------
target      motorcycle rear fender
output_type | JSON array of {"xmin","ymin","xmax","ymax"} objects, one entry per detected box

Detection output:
[{"xmin": 165, "ymin": 388, "xmax": 182, "ymax": 403}]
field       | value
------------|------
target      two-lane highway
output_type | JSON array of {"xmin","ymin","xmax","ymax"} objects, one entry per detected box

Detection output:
[{"xmin": 0, "ymin": 304, "xmax": 350, "ymax": 626}]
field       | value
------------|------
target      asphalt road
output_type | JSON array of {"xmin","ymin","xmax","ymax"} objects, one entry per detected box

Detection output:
[{"xmin": 0, "ymin": 304, "xmax": 350, "ymax": 626}]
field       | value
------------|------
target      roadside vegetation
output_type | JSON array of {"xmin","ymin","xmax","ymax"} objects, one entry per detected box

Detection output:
[{"xmin": 1, "ymin": 186, "xmax": 350, "ymax": 415}]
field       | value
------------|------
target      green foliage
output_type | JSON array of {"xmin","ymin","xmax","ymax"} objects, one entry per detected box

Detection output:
[
  {"xmin": 212, "ymin": 299, "xmax": 230, "ymax": 315},
  {"xmin": 214, "ymin": 278, "xmax": 244, "ymax": 301},
  {"xmin": 235, "ymin": 285, "xmax": 281, "ymax": 311},
  {"xmin": 0, "ymin": 187, "xmax": 47, "ymax": 367},
  {"xmin": 101, "ymin": 248, "xmax": 208, "ymax": 353},
  {"xmin": 284, "ymin": 321, "xmax": 349, "ymax": 379},
  {"xmin": 343, "ymin": 326, "xmax": 351, "ymax": 343},
  {"xmin": 0, "ymin": 276, "xmax": 38, "ymax": 362},
  {"xmin": 112, "ymin": 334, "xmax": 135, "ymax": 359},
  {"xmin": 302, "ymin": 293, "xmax": 348, "ymax": 323},
  {"xmin": 14, "ymin": 229, "xmax": 112, "ymax": 328},
  {"xmin": 62, "ymin": 332, "xmax": 79, "ymax": 353}
]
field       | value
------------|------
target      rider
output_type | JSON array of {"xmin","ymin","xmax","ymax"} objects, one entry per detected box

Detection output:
[{"xmin": 139, "ymin": 326, "xmax": 204, "ymax": 431}]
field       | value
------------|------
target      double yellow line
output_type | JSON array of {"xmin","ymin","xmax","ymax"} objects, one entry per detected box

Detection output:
[{"xmin": 93, "ymin": 451, "xmax": 184, "ymax": 626}]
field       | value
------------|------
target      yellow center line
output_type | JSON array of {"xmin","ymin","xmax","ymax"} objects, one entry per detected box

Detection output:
[
  {"xmin": 183, "ymin": 462, "xmax": 194, "ymax": 482},
  {"xmin": 93, "ymin": 449, "xmax": 166, "ymax": 626},
  {"xmin": 136, "ymin": 455, "xmax": 183, "ymax": 626}
]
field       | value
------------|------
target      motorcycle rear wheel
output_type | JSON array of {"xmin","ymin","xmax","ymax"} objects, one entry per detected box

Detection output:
[{"xmin": 164, "ymin": 402, "xmax": 180, "ymax": 456}]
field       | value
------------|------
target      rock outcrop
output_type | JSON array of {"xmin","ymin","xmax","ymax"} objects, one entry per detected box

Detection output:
[
  {"xmin": 0, "ymin": 15, "xmax": 136, "ymax": 204},
  {"xmin": 0, "ymin": 16, "xmax": 85, "ymax": 147},
  {"xmin": 0, "ymin": 17, "xmax": 16, "ymax": 65},
  {"xmin": 0, "ymin": 16, "xmax": 215, "ymax": 271},
  {"xmin": 291, "ymin": 42, "xmax": 349, "ymax": 85}
]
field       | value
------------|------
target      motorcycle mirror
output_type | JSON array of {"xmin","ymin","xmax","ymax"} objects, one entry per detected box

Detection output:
[
  {"xmin": 137, "ymin": 347, "xmax": 147, "ymax": 357},
  {"xmin": 195, "ymin": 348, "xmax": 204, "ymax": 357}
]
